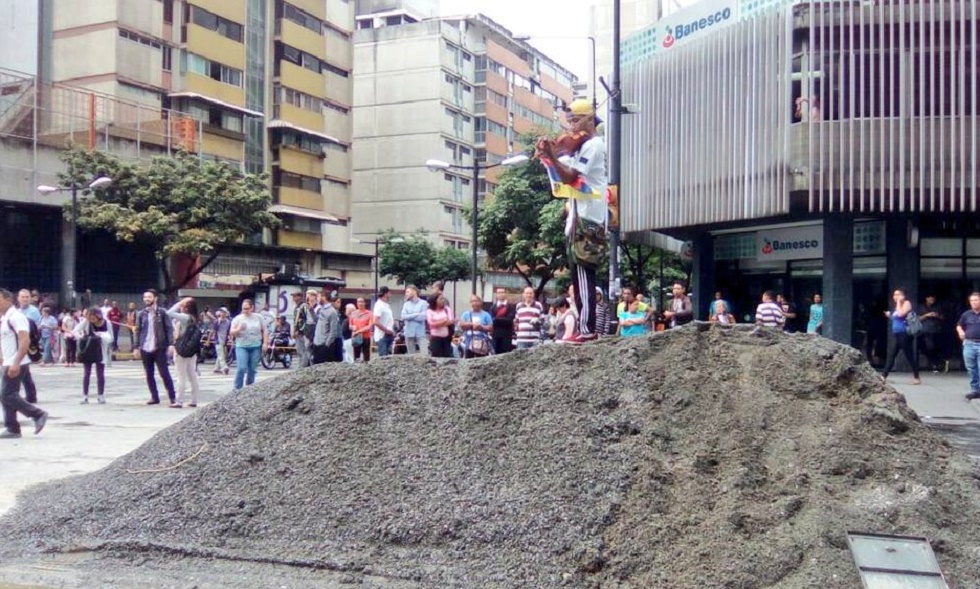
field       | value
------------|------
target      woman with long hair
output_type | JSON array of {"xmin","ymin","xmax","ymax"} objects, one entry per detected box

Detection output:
[
  {"xmin": 882, "ymin": 287, "xmax": 921, "ymax": 385},
  {"xmin": 74, "ymin": 308, "xmax": 111, "ymax": 404},
  {"xmin": 167, "ymin": 296, "xmax": 202, "ymax": 408},
  {"xmin": 426, "ymin": 294, "xmax": 454, "ymax": 358}
]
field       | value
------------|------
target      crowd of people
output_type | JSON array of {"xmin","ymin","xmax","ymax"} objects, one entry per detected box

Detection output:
[{"xmin": 4, "ymin": 280, "xmax": 980, "ymax": 440}]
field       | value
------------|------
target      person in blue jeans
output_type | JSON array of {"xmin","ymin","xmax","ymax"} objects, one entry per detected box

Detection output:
[
  {"xmin": 230, "ymin": 299, "xmax": 269, "ymax": 391},
  {"xmin": 882, "ymin": 287, "xmax": 921, "ymax": 385},
  {"xmin": 38, "ymin": 307, "xmax": 59, "ymax": 365},
  {"xmin": 957, "ymin": 292, "xmax": 980, "ymax": 400}
]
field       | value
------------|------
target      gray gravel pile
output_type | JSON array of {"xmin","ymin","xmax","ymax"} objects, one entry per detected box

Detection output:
[{"xmin": 2, "ymin": 324, "xmax": 980, "ymax": 588}]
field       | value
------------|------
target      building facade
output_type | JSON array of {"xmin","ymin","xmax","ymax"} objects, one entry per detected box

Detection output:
[
  {"xmin": 351, "ymin": 12, "xmax": 576, "ymax": 304},
  {"xmin": 621, "ymin": 0, "xmax": 979, "ymax": 351},
  {"xmin": 0, "ymin": 0, "xmax": 372, "ymax": 304}
]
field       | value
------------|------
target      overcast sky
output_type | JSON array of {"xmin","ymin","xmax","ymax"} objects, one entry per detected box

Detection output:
[{"xmin": 438, "ymin": 0, "xmax": 594, "ymax": 82}]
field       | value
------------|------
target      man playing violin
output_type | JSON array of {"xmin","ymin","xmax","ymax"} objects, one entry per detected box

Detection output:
[{"xmin": 536, "ymin": 98, "xmax": 608, "ymax": 343}]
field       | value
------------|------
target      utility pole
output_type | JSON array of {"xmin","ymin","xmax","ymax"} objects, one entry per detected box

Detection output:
[{"xmin": 607, "ymin": 0, "xmax": 623, "ymax": 297}]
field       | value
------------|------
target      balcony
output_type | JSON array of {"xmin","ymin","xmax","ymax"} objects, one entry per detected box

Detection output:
[
  {"xmin": 278, "ymin": 229, "xmax": 322, "ymax": 250},
  {"xmin": 188, "ymin": 0, "xmax": 245, "ymax": 23},
  {"xmin": 324, "ymin": 71, "xmax": 351, "ymax": 106},
  {"xmin": 185, "ymin": 23, "xmax": 245, "ymax": 71},
  {"xmin": 276, "ymin": 185, "xmax": 322, "ymax": 210},
  {"xmin": 277, "ymin": 19, "xmax": 326, "ymax": 61},
  {"xmin": 277, "ymin": 146, "xmax": 323, "ymax": 178},
  {"xmin": 201, "ymin": 129, "xmax": 245, "ymax": 162},
  {"xmin": 278, "ymin": 61, "xmax": 326, "ymax": 100},
  {"xmin": 184, "ymin": 73, "xmax": 246, "ymax": 108},
  {"xmin": 275, "ymin": 103, "xmax": 323, "ymax": 134}
]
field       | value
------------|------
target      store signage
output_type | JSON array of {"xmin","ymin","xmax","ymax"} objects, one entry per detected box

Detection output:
[
  {"xmin": 756, "ymin": 225, "xmax": 823, "ymax": 261},
  {"xmin": 660, "ymin": 0, "xmax": 737, "ymax": 50}
]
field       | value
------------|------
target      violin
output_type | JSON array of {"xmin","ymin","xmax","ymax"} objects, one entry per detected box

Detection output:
[{"xmin": 535, "ymin": 112, "xmax": 594, "ymax": 161}]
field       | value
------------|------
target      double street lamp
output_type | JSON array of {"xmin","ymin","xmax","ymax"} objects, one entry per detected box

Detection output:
[
  {"xmin": 352, "ymin": 236, "xmax": 403, "ymax": 296},
  {"xmin": 37, "ymin": 176, "xmax": 113, "ymax": 305},
  {"xmin": 425, "ymin": 154, "xmax": 528, "ymax": 295}
]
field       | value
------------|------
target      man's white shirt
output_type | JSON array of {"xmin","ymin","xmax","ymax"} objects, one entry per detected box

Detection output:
[
  {"xmin": 1, "ymin": 307, "xmax": 31, "ymax": 367},
  {"xmin": 373, "ymin": 299, "xmax": 394, "ymax": 343}
]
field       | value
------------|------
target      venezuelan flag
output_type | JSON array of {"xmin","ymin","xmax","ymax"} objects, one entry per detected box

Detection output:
[{"xmin": 540, "ymin": 157, "xmax": 604, "ymax": 201}]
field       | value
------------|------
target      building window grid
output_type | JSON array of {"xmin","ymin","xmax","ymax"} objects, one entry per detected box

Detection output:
[
  {"xmin": 190, "ymin": 6, "xmax": 244, "ymax": 42},
  {"xmin": 281, "ymin": 1, "xmax": 322, "ymax": 33}
]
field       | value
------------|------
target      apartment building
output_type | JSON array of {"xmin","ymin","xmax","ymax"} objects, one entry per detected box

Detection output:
[
  {"xmin": 352, "ymin": 12, "xmax": 576, "ymax": 257},
  {"xmin": 0, "ymin": 0, "xmax": 371, "ymax": 303}
]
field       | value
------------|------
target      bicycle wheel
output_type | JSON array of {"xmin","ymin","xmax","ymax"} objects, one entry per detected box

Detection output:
[{"xmin": 260, "ymin": 348, "xmax": 274, "ymax": 370}]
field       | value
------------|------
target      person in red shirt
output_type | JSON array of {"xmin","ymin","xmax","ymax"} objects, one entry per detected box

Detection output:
[{"xmin": 107, "ymin": 301, "xmax": 123, "ymax": 352}]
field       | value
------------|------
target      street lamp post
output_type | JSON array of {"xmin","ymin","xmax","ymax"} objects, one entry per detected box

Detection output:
[
  {"xmin": 425, "ymin": 155, "xmax": 529, "ymax": 295},
  {"xmin": 37, "ymin": 176, "xmax": 112, "ymax": 306},
  {"xmin": 352, "ymin": 237, "xmax": 404, "ymax": 295}
]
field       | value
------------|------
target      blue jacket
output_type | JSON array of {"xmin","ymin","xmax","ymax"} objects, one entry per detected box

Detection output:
[{"xmin": 401, "ymin": 297, "xmax": 429, "ymax": 338}]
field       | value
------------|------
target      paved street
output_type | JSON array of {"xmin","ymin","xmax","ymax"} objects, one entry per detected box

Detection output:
[
  {"xmin": 0, "ymin": 359, "xmax": 285, "ymax": 517},
  {"xmin": 891, "ymin": 373, "xmax": 980, "ymax": 460}
]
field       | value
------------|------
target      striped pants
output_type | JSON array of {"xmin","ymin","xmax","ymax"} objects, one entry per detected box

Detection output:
[{"xmin": 572, "ymin": 263, "xmax": 597, "ymax": 336}]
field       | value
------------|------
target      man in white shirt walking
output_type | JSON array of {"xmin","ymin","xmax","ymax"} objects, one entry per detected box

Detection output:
[{"xmin": 0, "ymin": 288, "xmax": 48, "ymax": 438}]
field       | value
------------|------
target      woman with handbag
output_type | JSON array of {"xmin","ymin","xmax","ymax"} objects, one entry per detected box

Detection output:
[
  {"xmin": 349, "ymin": 298, "xmax": 373, "ymax": 363},
  {"xmin": 882, "ymin": 287, "xmax": 921, "ymax": 385},
  {"xmin": 74, "ymin": 308, "xmax": 112, "ymax": 404},
  {"xmin": 426, "ymin": 294, "xmax": 455, "ymax": 358},
  {"xmin": 167, "ymin": 297, "xmax": 202, "ymax": 408},
  {"xmin": 459, "ymin": 295, "xmax": 493, "ymax": 359}
]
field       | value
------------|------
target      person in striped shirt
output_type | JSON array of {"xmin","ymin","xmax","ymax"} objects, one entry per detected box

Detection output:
[
  {"xmin": 755, "ymin": 291, "xmax": 785, "ymax": 328},
  {"xmin": 514, "ymin": 287, "xmax": 544, "ymax": 350}
]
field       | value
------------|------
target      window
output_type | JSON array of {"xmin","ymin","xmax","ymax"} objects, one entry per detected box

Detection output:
[
  {"xmin": 282, "ymin": 2, "xmax": 321, "ymax": 33},
  {"xmin": 324, "ymin": 101, "xmax": 349, "ymax": 114},
  {"xmin": 302, "ymin": 52, "xmax": 320, "ymax": 73},
  {"xmin": 186, "ymin": 52, "xmax": 209, "ymax": 76},
  {"xmin": 216, "ymin": 62, "xmax": 242, "ymax": 86},
  {"xmin": 285, "ymin": 215, "xmax": 321, "ymax": 234},
  {"xmin": 323, "ymin": 24, "xmax": 350, "ymax": 40},
  {"xmin": 324, "ymin": 141, "xmax": 347, "ymax": 153},
  {"xmin": 163, "ymin": 0, "xmax": 174, "ymax": 24},
  {"xmin": 162, "ymin": 46, "xmax": 172, "ymax": 71},
  {"xmin": 275, "ymin": 130, "xmax": 323, "ymax": 154},
  {"xmin": 221, "ymin": 111, "xmax": 243, "ymax": 133},
  {"xmin": 191, "ymin": 6, "xmax": 243, "ymax": 42},
  {"xmin": 487, "ymin": 120, "xmax": 507, "ymax": 137},
  {"xmin": 487, "ymin": 90, "xmax": 508, "ymax": 108},
  {"xmin": 280, "ymin": 171, "xmax": 321, "ymax": 192},
  {"xmin": 323, "ymin": 62, "xmax": 348, "ymax": 77}
]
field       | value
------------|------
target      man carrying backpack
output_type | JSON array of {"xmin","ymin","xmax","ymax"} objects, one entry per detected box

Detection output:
[
  {"xmin": 135, "ymin": 289, "xmax": 177, "ymax": 406},
  {"xmin": 16, "ymin": 289, "xmax": 42, "ymax": 403},
  {"xmin": 0, "ymin": 288, "xmax": 48, "ymax": 438}
]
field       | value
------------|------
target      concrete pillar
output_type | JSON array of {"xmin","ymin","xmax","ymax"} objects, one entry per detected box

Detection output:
[
  {"xmin": 886, "ymin": 217, "xmax": 921, "ymax": 372},
  {"xmin": 886, "ymin": 217, "xmax": 920, "ymax": 304},
  {"xmin": 691, "ymin": 233, "xmax": 714, "ymax": 320},
  {"xmin": 60, "ymin": 214, "xmax": 75, "ymax": 308},
  {"xmin": 822, "ymin": 216, "xmax": 853, "ymax": 345}
]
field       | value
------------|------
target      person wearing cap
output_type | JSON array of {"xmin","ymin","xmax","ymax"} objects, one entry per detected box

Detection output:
[
  {"xmin": 373, "ymin": 286, "xmax": 395, "ymax": 357},
  {"xmin": 536, "ymin": 98, "xmax": 608, "ymax": 344},
  {"xmin": 312, "ymin": 291, "xmax": 339, "ymax": 364}
]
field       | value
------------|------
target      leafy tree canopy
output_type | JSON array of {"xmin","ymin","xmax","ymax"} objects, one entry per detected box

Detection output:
[
  {"xmin": 59, "ymin": 147, "xmax": 280, "ymax": 293},
  {"xmin": 377, "ymin": 230, "xmax": 469, "ymax": 291},
  {"xmin": 477, "ymin": 158, "xmax": 567, "ymax": 298}
]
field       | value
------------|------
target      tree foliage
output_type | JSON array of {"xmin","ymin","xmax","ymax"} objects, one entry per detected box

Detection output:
[
  {"xmin": 477, "ymin": 158, "xmax": 568, "ymax": 298},
  {"xmin": 377, "ymin": 231, "xmax": 470, "ymax": 291},
  {"xmin": 619, "ymin": 244, "xmax": 687, "ymax": 304},
  {"xmin": 59, "ymin": 147, "xmax": 280, "ymax": 293}
]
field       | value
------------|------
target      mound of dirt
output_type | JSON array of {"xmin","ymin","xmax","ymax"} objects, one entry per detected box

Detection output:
[{"xmin": 1, "ymin": 325, "xmax": 979, "ymax": 589}]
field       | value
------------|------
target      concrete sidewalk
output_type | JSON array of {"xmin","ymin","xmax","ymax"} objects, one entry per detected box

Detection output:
[
  {"xmin": 890, "ymin": 372, "xmax": 980, "ymax": 459},
  {"xmin": 0, "ymin": 361, "xmax": 284, "ymax": 517}
]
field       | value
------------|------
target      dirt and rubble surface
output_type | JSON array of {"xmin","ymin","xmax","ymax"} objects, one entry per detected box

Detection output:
[{"xmin": 1, "ymin": 324, "xmax": 979, "ymax": 589}]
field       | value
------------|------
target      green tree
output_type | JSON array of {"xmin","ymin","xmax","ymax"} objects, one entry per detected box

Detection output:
[
  {"xmin": 619, "ymin": 243, "xmax": 686, "ymax": 304},
  {"xmin": 477, "ymin": 158, "xmax": 567, "ymax": 298},
  {"xmin": 59, "ymin": 147, "xmax": 280, "ymax": 294},
  {"xmin": 378, "ymin": 231, "xmax": 469, "ymax": 291}
]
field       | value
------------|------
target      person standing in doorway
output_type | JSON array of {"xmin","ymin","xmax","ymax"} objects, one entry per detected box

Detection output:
[
  {"xmin": 882, "ymin": 287, "xmax": 921, "ymax": 385},
  {"xmin": 0, "ymin": 288, "xmax": 48, "ymax": 438},
  {"xmin": 807, "ymin": 293, "xmax": 824, "ymax": 335},
  {"xmin": 957, "ymin": 292, "xmax": 980, "ymax": 400},
  {"xmin": 918, "ymin": 294, "xmax": 947, "ymax": 373},
  {"xmin": 401, "ymin": 285, "xmax": 429, "ymax": 355},
  {"xmin": 373, "ymin": 287, "xmax": 395, "ymax": 357},
  {"xmin": 136, "ymin": 289, "xmax": 177, "ymax": 405}
]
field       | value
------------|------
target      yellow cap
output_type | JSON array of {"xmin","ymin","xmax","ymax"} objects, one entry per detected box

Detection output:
[{"xmin": 568, "ymin": 98, "xmax": 594, "ymax": 116}]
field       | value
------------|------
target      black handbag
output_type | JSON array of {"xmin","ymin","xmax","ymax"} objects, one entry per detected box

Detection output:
[{"xmin": 77, "ymin": 327, "xmax": 103, "ymax": 364}]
